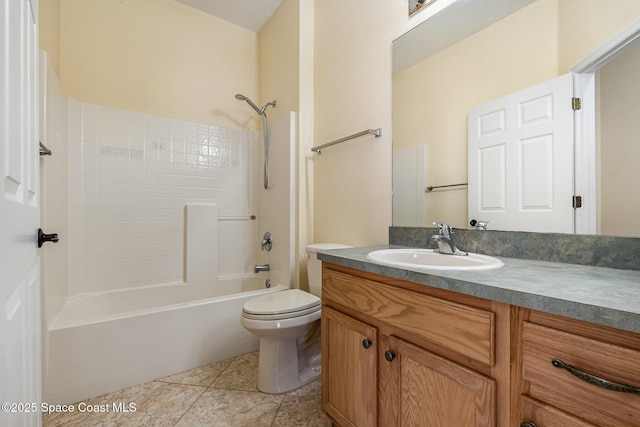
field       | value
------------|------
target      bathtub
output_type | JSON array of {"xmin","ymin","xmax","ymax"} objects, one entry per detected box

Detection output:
[{"xmin": 43, "ymin": 276, "xmax": 286, "ymax": 405}]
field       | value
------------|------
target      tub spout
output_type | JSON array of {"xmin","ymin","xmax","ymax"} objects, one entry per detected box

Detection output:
[{"xmin": 254, "ymin": 264, "xmax": 270, "ymax": 273}]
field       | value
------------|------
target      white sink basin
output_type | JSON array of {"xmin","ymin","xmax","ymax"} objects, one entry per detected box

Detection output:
[{"xmin": 366, "ymin": 248, "xmax": 503, "ymax": 271}]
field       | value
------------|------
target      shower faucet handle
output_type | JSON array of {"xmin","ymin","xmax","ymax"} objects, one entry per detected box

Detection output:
[{"xmin": 261, "ymin": 232, "xmax": 273, "ymax": 251}]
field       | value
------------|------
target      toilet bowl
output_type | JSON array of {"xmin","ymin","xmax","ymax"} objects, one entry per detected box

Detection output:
[{"xmin": 240, "ymin": 243, "xmax": 351, "ymax": 393}]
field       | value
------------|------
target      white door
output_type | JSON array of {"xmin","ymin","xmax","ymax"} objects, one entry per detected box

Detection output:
[
  {"xmin": 1, "ymin": 0, "xmax": 42, "ymax": 426},
  {"xmin": 468, "ymin": 73, "xmax": 575, "ymax": 233}
]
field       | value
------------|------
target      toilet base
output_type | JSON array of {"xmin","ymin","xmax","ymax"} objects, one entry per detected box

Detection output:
[{"xmin": 257, "ymin": 337, "xmax": 321, "ymax": 394}]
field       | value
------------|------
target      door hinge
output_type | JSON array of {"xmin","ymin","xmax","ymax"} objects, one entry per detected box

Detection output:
[
  {"xmin": 572, "ymin": 97, "xmax": 581, "ymax": 111},
  {"xmin": 572, "ymin": 195, "xmax": 582, "ymax": 208}
]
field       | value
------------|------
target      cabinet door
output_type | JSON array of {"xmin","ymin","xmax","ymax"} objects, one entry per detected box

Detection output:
[
  {"xmin": 322, "ymin": 307, "xmax": 377, "ymax": 427},
  {"xmin": 383, "ymin": 336, "xmax": 496, "ymax": 427}
]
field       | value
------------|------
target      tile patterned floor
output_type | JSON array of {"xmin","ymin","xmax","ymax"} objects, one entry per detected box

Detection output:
[{"xmin": 43, "ymin": 351, "xmax": 332, "ymax": 427}]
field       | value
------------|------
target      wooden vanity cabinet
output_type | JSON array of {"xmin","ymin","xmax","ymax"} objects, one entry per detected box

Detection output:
[
  {"xmin": 321, "ymin": 263, "xmax": 640, "ymax": 427},
  {"xmin": 322, "ymin": 306, "xmax": 378, "ymax": 427},
  {"xmin": 516, "ymin": 309, "xmax": 640, "ymax": 427},
  {"xmin": 321, "ymin": 264, "xmax": 510, "ymax": 427}
]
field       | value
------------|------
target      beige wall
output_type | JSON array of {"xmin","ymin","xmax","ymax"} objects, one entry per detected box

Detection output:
[
  {"xmin": 559, "ymin": 0, "xmax": 640, "ymax": 73},
  {"xmin": 258, "ymin": 0, "xmax": 299, "ymax": 123},
  {"xmin": 389, "ymin": 0, "xmax": 640, "ymax": 231},
  {"xmin": 257, "ymin": 0, "xmax": 315, "ymax": 289},
  {"xmin": 296, "ymin": 0, "xmax": 314, "ymax": 289},
  {"xmin": 39, "ymin": 0, "xmax": 61, "ymax": 76},
  {"xmin": 312, "ymin": 0, "xmax": 405, "ymax": 246},
  {"xmin": 598, "ymin": 41, "xmax": 640, "ymax": 237},
  {"xmin": 59, "ymin": 0, "xmax": 258, "ymax": 130}
]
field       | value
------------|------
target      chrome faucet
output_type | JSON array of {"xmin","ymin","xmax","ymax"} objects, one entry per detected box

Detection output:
[
  {"xmin": 254, "ymin": 264, "xmax": 270, "ymax": 273},
  {"xmin": 431, "ymin": 222, "xmax": 468, "ymax": 256}
]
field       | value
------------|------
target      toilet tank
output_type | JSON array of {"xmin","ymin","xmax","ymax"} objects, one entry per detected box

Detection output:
[{"xmin": 306, "ymin": 243, "xmax": 353, "ymax": 297}]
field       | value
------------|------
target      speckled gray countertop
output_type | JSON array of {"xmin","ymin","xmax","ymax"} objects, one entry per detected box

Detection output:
[{"xmin": 318, "ymin": 245, "xmax": 640, "ymax": 334}]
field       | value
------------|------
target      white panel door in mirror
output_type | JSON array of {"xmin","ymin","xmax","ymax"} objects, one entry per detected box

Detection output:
[
  {"xmin": 469, "ymin": 73, "xmax": 574, "ymax": 233},
  {"xmin": 520, "ymin": 134, "xmax": 553, "ymax": 210},
  {"xmin": 479, "ymin": 144, "xmax": 505, "ymax": 211}
]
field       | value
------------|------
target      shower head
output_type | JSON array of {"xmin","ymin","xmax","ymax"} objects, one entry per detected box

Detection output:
[
  {"xmin": 235, "ymin": 93, "xmax": 263, "ymax": 115},
  {"xmin": 235, "ymin": 94, "xmax": 276, "ymax": 115}
]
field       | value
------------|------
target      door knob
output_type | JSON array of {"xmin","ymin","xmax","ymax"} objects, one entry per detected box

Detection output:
[
  {"xmin": 38, "ymin": 228, "xmax": 59, "ymax": 248},
  {"xmin": 520, "ymin": 423, "xmax": 537, "ymax": 427},
  {"xmin": 384, "ymin": 351, "xmax": 396, "ymax": 362},
  {"xmin": 362, "ymin": 339, "xmax": 372, "ymax": 349}
]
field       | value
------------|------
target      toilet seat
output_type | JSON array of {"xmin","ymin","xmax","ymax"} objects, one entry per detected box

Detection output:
[{"xmin": 242, "ymin": 289, "xmax": 321, "ymax": 321}]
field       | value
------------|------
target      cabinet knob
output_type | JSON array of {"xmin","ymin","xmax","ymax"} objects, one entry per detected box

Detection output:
[
  {"xmin": 384, "ymin": 351, "xmax": 396, "ymax": 362},
  {"xmin": 362, "ymin": 339, "xmax": 372, "ymax": 349},
  {"xmin": 521, "ymin": 423, "xmax": 537, "ymax": 427}
]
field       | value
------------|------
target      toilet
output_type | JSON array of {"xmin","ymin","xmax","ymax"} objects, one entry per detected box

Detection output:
[{"xmin": 240, "ymin": 243, "xmax": 351, "ymax": 393}]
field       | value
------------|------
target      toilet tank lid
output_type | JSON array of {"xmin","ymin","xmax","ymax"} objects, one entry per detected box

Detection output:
[{"xmin": 306, "ymin": 243, "xmax": 353, "ymax": 253}]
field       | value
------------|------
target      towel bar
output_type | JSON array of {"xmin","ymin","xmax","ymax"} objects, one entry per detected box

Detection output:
[{"xmin": 311, "ymin": 128, "xmax": 381, "ymax": 155}]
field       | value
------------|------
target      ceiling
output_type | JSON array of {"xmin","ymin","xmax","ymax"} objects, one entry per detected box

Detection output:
[{"xmin": 175, "ymin": 0, "xmax": 284, "ymax": 32}]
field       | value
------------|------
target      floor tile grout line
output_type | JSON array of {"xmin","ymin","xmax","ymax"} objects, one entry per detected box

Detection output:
[
  {"xmin": 171, "ymin": 384, "xmax": 209, "ymax": 426},
  {"xmin": 169, "ymin": 353, "xmax": 256, "ymax": 426},
  {"xmin": 153, "ymin": 353, "xmax": 239, "ymax": 388},
  {"xmin": 270, "ymin": 393, "xmax": 287, "ymax": 427},
  {"xmin": 207, "ymin": 354, "xmax": 241, "ymax": 388}
]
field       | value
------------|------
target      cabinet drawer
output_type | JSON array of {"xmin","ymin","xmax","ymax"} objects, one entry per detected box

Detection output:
[
  {"xmin": 522, "ymin": 322, "xmax": 640, "ymax": 426},
  {"xmin": 521, "ymin": 396, "xmax": 595, "ymax": 427},
  {"xmin": 323, "ymin": 268, "xmax": 495, "ymax": 366}
]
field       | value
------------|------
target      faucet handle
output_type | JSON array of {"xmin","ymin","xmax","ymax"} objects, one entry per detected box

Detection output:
[
  {"xmin": 469, "ymin": 219, "xmax": 489, "ymax": 230},
  {"xmin": 433, "ymin": 222, "xmax": 453, "ymax": 236}
]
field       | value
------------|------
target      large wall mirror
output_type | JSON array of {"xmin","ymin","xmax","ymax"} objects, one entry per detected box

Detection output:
[{"xmin": 392, "ymin": 0, "xmax": 640, "ymax": 237}]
